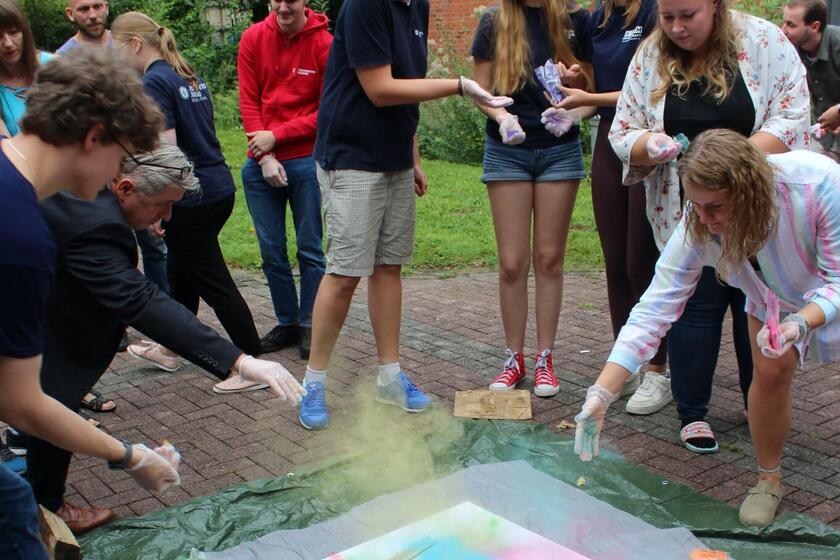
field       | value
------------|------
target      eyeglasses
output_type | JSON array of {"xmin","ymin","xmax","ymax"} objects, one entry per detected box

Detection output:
[{"xmin": 116, "ymin": 138, "xmax": 195, "ymax": 180}]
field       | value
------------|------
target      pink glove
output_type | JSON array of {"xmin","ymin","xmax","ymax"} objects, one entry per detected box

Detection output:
[
  {"xmin": 259, "ymin": 156, "xmax": 288, "ymax": 188},
  {"xmin": 756, "ymin": 312, "xmax": 808, "ymax": 359},
  {"xmin": 126, "ymin": 443, "xmax": 181, "ymax": 492},
  {"xmin": 646, "ymin": 133, "xmax": 682, "ymax": 164},
  {"xmin": 541, "ymin": 107, "xmax": 580, "ymax": 137},
  {"xmin": 459, "ymin": 77, "xmax": 514, "ymax": 108},
  {"xmin": 497, "ymin": 115, "xmax": 526, "ymax": 145},
  {"xmin": 811, "ymin": 123, "xmax": 827, "ymax": 140}
]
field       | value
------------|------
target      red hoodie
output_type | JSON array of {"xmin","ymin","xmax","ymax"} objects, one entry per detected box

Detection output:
[{"xmin": 238, "ymin": 9, "xmax": 332, "ymax": 161}]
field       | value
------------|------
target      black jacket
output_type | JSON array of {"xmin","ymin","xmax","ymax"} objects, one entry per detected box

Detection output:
[{"xmin": 39, "ymin": 189, "xmax": 240, "ymax": 404}]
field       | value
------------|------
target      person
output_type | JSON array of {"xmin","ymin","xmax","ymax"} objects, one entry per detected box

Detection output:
[
  {"xmin": 552, "ymin": 0, "xmax": 667, "ymax": 413},
  {"xmin": 237, "ymin": 0, "xmax": 331, "ymax": 360},
  {"xmin": 112, "ymin": 12, "xmax": 266, "ymax": 392},
  {"xmin": 470, "ymin": 0, "xmax": 591, "ymax": 397},
  {"xmin": 607, "ymin": 0, "xmax": 810, "ymax": 453},
  {"xmin": 0, "ymin": 46, "xmax": 177, "ymax": 559},
  {"xmin": 575, "ymin": 128, "xmax": 840, "ymax": 528},
  {"xmin": 26, "ymin": 143, "xmax": 307, "ymax": 534},
  {"xmin": 782, "ymin": 0, "xmax": 840, "ymax": 162},
  {"xmin": 302, "ymin": 0, "xmax": 512, "ymax": 430},
  {"xmin": 57, "ymin": 0, "xmax": 110, "ymax": 54}
]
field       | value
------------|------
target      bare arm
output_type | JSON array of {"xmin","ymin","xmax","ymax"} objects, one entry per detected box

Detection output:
[
  {"xmin": 472, "ymin": 59, "xmax": 509, "ymax": 122},
  {"xmin": 0, "ymin": 119, "xmax": 10, "ymax": 138},
  {"xmin": 593, "ymin": 362, "xmax": 634, "ymax": 395},
  {"xmin": 355, "ymin": 64, "xmax": 459, "ymax": 107},
  {"xmin": 749, "ymin": 131, "xmax": 788, "ymax": 154},
  {"xmin": 161, "ymin": 128, "xmax": 177, "ymax": 145}
]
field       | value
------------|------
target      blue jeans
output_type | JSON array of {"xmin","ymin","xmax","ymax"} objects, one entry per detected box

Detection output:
[
  {"xmin": 242, "ymin": 156, "xmax": 325, "ymax": 328},
  {"xmin": 136, "ymin": 229, "xmax": 170, "ymax": 293},
  {"xmin": 668, "ymin": 267, "xmax": 753, "ymax": 421},
  {"xmin": 0, "ymin": 462, "xmax": 48, "ymax": 559}
]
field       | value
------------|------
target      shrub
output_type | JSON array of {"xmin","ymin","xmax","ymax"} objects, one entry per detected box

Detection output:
[{"xmin": 18, "ymin": 0, "xmax": 73, "ymax": 52}]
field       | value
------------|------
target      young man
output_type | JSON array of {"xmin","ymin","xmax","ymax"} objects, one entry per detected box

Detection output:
[
  {"xmin": 782, "ymin": 0, "xmax": 840, "ymax": 161},
  {"xmin": 27, "ymin": 144, "xmax": 306, "ymax": 534},
  {"xmin": 299, "ymin": 0, "xmax": 512, "ymax": 430},
  {"xmin": 238, "ymin": 0, "xmax": 332, "ymax": 359},
  {"xmin": 57, "ymin": 0, "xmax": 111, "ymax": 53},
  {"xmin": 0, "ymin": 47, "xmax": 176, "ymax": 558}
]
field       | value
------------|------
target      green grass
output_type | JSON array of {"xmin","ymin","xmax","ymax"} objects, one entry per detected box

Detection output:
[{"xmin": 216, "ymin": 127, "xmax": 603, "ymax": 272}]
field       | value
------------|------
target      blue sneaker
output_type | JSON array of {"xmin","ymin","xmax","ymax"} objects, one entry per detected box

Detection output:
[
  {"xmin": 299, "ymin": 381, "xmax": 328, "ymax": 430},
  {"xmin": 1, "ymin": 441, "xmax": 26, "ymax": 475},
  {"xmin": 376, "ymin": 372, "xmax": 431, "ymax": 412}
]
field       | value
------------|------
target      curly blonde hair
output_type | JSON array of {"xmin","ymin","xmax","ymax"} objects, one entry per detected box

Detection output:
[
  {"xmin": 491, "ymin": 0, "xmax": 592, "ymax": 95},
  {"xmin": 650, "ymin": 0, "xmax": 739, "ymax": 105},
  {"xmin": 678, "ymin": 129, "xmax": 778, "ymax": 276}
]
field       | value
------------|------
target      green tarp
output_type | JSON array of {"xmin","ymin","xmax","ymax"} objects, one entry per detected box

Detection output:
[{"xmin": 79, "ymin": 419, "xmax": 840, "ymax": 559}]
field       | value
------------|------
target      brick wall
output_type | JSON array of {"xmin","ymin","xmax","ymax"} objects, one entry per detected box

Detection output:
[{"xmin": 428, "ymin": 0, "xmax": 487, "ymax": 56}]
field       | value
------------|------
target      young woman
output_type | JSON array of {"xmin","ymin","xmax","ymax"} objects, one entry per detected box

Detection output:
[
  {"xmin": 608, "ymin": 0, "xmax": 810, "ymax": 453},
  {"xmin": 553, "ymin": 0, "xmax": 667, "ymax": 414},
  {"xmin": 575, "ymin": 128, "xmax": 840, "ymax": 528},
  {"xmin": 112, "ymin": 12, "xmax": 265, "ymax": 393},
  {"xmin": 471, "ymin": 0, "xmax": 591, "ymax": 397}
]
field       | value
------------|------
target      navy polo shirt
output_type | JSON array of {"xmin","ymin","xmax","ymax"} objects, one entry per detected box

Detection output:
[
  {"xmin": 471, "ymin": 7, "xmax": 589, "ymax": 148},
  {"xmin": 581, "ymin": 0, "xmax": 658, "ymax": 120},
  {"xmin": 143, "ymin": 60, "xmax": 235, "ymax": 207},
  {"xmin": 0, "ymin": 145, "xmax": 56, "ymax": 358},
  {"xmin": 314, "ymin": 0, "xmax": 429, "ymax": 172}
]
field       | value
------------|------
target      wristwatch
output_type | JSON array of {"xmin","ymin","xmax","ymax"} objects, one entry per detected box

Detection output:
[
  {"xmin": 782, "ymin": 313, "xmax": 809, "ymax": 345},
  {"xmin": 108, "ymin": 439, "xmax": 133, "ymax": 470}
]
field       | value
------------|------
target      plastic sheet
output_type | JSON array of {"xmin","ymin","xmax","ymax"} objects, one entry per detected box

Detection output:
[{"xmin": 79, "ymin": 420, "xmax": 840, "ymax": 560}]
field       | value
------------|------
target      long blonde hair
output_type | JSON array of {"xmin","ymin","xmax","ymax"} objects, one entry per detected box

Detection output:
[
  {"xmin": 492, "ymin": 0, "xmax": 591, "ymax": 95},
  {"xmin": 650, "ymin": 0, "xmax": 739, "ymax": 104},
  {"xmin": 598, "ymin": 0, "xmax": 643, "ymax": 29},
  {"xmin": 112, "ymin": 11, "xmax": 200, "ymax": 90},
  {"xmin": 678, "ymin": 129, "xmax": 777, "ymax": 277}
]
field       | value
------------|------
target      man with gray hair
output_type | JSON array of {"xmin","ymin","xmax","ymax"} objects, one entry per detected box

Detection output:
[{"xmin": 23, "ymin": 144, "xmax": 306, "ymax": 534}]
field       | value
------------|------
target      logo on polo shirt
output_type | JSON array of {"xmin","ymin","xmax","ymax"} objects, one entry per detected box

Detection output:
[
  {"xmin": 415, "ymin": 29, "xmax": 424, "ymax": 38},
  {"xmin": 179, "ymin": 86, "xmax": 190, "ymax": 99},
  {"xmin": 622, "ymin": 26, "xmax": 644, "ymax": 43}
]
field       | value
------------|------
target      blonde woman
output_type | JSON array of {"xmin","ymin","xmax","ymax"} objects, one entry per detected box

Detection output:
[
  {"xmin": 471, "ymin": 0, "xmax": 591, "ymax": 397},
  {"xmin": 112, "ymin": 12, "xmax": 265, "ymax": 391},
  {"xmin": 608, "ymin": 0, "xmax": 810, "ymax": 454},
  {"xmin": 575, "ymin": 129, "xmax": 840, "ymax": 528}
]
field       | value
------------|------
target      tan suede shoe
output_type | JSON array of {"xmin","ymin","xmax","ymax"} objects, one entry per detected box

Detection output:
[{"xmin": 739, "ymin": 479, "xmax": 782, "ymax": 528}]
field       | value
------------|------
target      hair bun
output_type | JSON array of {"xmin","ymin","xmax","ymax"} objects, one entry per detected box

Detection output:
[{"xmin": 158, "ymin": 26, "xmax": 165, "ymax": 36}]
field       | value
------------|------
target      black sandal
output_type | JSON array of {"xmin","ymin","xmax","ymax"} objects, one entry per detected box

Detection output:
[
  {"xmin": 80, "ymin": 390, "xmax": 117, "ymax": 413},
  {"xmin": 77, "ymin": 409, "xmax": 102, "ymax": 429}
]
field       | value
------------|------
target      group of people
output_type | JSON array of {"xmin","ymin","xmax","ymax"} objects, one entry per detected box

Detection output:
[{"xmin": 1, "ymin": 0, "xmax": 839, "ymax": 555}]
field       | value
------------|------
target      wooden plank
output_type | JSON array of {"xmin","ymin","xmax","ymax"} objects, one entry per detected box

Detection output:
[
  {"xmin": 38, "ymin": 505, "xmax": 80, "ymax": 560},
  {"xmin": 453, "ymin": 390, "xmax": 532, "ymax": 420}
]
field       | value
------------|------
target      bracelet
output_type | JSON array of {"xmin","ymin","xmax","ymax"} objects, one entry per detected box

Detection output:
[
  {"xmin": 108, "ymin": 439, "xmax": 133, "ymax": 470},
  {"xmin": 782, "ymin": 313, "xmax": 809, "ymax": 345},
  {"xmin": 458, "ymin": 76, "xmax": 464, "ymax": 96}
]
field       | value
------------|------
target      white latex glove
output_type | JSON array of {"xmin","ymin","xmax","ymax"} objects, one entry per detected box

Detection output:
[
  {"xmin": 756, "ymin": 318, "xmax": 805, "ymax": 359},
  {"xmin": 258, "ymin": 156, "xmax": 288, "ymax": 188},
  {"xmin": 645, "ymin": 133, "xmax": 681, "ymax": 164},
  {"xmin": 574, "ymin": 384, "xmax": 615, "ymax": 461},
  {"xmin": 239, "ymin": 355, "xmax": 307, "ymax": 403},
  {"xmin": 459, "ymin": 76, "xmax": 514, "ymax": 108},
  {"xmin": 497, "ymin": 114, "xmax": 526, "ymax": 145},
  {"xmin": 540, "ymin": 107, "xmax": 579, "ymax": 137},
  {"xmin": 126, "ymin": 443, "xmax": 181, "ymax": 492}
]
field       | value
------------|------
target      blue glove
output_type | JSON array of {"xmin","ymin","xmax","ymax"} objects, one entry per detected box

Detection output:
[{"xmin": 574, "ymin": 384, "xmax": 615, "ymax": 461}]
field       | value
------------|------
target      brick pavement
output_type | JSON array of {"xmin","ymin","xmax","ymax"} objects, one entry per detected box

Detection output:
[{"xmin": 57, "ymin": 270, "xmax": 840, "ymax": 529}]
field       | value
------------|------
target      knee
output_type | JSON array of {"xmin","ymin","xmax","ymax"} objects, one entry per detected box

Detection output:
[
  {"xmin": 326, "ymin": 274, "xmax": 360, "ymax": 299},
  {"xmin": 498, "ymin": 256, "xmax": 529, "ymax": 284},
  {"xmin": 533, "ymin": 250, "xmax": 564, "ymax": 278},
  {"xmin": 753, "ymin": 364, "xmax": 793, "ymax": 394}
]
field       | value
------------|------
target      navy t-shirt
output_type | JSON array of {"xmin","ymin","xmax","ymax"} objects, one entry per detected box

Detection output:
[
  {"xmin": 143, "ymin": 60, "xmax": 235, "ymax": 207},
  {"xmin": 471, "ymin": 7, "xmax": 589, "ymax": 148},
  {"xmin": 0, "ymin": 144, "xmax": 56, "ymax": 358},
  {"xmin": 580, "ymin": 0, "xmax": 658, "ymax": 120},
  {"xmin": 314, "ymin": 0, "xmax": 429, "ymax": 172}
]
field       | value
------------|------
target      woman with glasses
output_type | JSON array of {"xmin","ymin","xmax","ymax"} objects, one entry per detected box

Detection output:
[{"xmin": 112, "ymin": 12, "xmax": 265, "ymax": 391}]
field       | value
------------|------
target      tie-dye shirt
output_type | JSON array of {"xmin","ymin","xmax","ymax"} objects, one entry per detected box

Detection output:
[
  {"xmin": 608, "ymin": 11, "xmax": 811, "ymax": 250},
  {"xmin": 609, "ymin": 150, "xmax": 840, "ymax": 373}
]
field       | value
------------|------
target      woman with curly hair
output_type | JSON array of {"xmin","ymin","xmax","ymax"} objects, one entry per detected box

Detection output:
[
  {"xmin": 607, "ymin": 0, "xmax": 811, "ymax": 454},
  {"xmin": 470, "ymin": 0, "xmax": 592, "ymax": 398},
  {"xmin": 574, "ymin": 128, "xmax": 840, "ymax": 528}
]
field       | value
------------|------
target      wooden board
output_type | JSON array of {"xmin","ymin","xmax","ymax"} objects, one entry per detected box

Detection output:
[
  {"xmin": 38, "ymin": 505, "xmax": 80, "ymax": 560},
  {"xmin": 453, "ymin": 390, "xmax": 532, "ymax": 420}
]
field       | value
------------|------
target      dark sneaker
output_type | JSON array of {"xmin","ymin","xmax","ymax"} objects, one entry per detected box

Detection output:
[
  {"xmin": 4, "ymin": 427, "xmax": 27, "ymax": 456},
  {"xmin": 376, "ymin": 372, "xmax": 431, "ymax": 412},
  {"xmin": 299, "ymin": 327, "xmax": 312, "ymax": 360},
  {"xmin": 299, "ymin": 381, "xmax": 328, "ymax": 430},
  {"xmin": 260, "ymin": 325, "xmax": 300, "ymax": 353}
]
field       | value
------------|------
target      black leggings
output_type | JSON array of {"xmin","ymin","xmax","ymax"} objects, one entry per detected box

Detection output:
[
  {"xmin": 164, "ymin": 194, "xmax": 261, "ymax": 356},
  {"xmin": 591, "ymin": 117, "xmax": 666, "ymax": 366}
]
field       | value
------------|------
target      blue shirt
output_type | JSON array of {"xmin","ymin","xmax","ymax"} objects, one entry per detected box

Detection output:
[
  {"xmin": 580, "ymin": 0, "xmax": 658, "ymax": 120},
  {"xmin": 314, "ymin": 0, "xmax": 429, "ymax": 172},
  {"xmin": 471, "ymin": 7, "xmax": 589, "ymax": 148},
  {"xmin": 0, "ymin": 144, "xmax": 56, "ymax": 358},
  {"xmin": 0, "ymin": 52, "xmax": 52, "ymax": 136},
  {"xmin": 143, "ymin": 60, "xmax": 235, "ymax": 207}
]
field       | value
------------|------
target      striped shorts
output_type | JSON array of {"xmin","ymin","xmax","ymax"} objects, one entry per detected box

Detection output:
[{"xmin": 317, "ymin": 165, "xmax": 416, "ymax": 277}]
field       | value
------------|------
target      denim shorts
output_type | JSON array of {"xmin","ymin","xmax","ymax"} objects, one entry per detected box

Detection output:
[{"xmin": 481, "ymin": 137, "xmax": 585, "ymax": 183}]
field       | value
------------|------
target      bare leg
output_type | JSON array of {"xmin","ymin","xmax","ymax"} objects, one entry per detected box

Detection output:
[
  {"xmin": 367, "ymin": 264, "xmax": 403, "ymax": 364},
  {"xmin": 307, "ymin": 273, "xmax": 361, "ymax": 371}
]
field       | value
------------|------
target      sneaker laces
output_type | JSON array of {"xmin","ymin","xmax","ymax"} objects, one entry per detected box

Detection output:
[
  {"xmin": 399, "ymin": 373, "xmax": 422, "ymax": 397},
  {"xmin": 493, "ymin": 350, "xmax": 521, "ymax": 384},
  {"xmin": 534, "ymin": 349, "xmax": 556, "ymax": 386},
  {"xmin": 0, "ymin": 443, "xmax": 16, "ymax": 462},
  {"xmin": 303, "ymin": 382, "xmax": 325, "ymax": 408},
  {"xmin": 637, "ymin": 372, "xmax": 665, "ymax": 396}
]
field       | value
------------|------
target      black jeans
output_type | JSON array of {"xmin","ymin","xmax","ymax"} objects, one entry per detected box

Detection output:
[
  {"xmin": 668, "ymin": 267, "xmax": 753, "ymax": 421},
  {"xmin": 164, "ymin": 194, "xmax": 261, "ymax": 356}
]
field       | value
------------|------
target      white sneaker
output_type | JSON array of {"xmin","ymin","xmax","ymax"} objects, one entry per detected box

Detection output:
[{"xmin": 625, "ymin": 371, "xmax": 672, "ymax": 415}]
